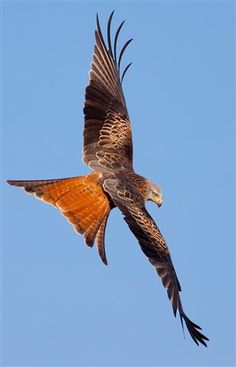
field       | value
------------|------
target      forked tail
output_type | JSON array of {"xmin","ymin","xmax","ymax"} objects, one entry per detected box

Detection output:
[{"xmin": 7, "ymin": 172, "xmax": 111, "ymax": 264}]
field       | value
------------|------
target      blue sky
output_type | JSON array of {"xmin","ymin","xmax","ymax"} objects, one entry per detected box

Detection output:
[{"xmin": 2, "ymin": 1, "xmax": 235, "ymax": 366}]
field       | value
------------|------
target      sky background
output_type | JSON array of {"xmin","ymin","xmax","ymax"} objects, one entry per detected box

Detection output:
[{"xmin": 2, "ymin": 1, "xmax": 235, "ymax": 366}]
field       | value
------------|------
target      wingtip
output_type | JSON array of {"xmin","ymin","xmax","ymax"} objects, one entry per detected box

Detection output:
[
  {"xmin": 107, "ymin": 10, "xmax": 115, "ymax": 29},
  {"xmin": 181, "ymin": 312, "xmax": 209, "ymax": 347},
  {"xmin": 97, "ymin": 10, "xmax": 116, "ymax": 32},
  {"xmin": 96, "ymin": 12, "xmax": 100, "ymax": 31},
  {"xmin": 107, "ymin": 10, "xmax": 115, "ymax": 57},
  {"xmin": 102, "ymin": 257, "xmax": 108, "ymax": 266},
  {"xmin": 118, "ymin": 38, "xmax": 133, "ymax": 72},
  {"xmin": 110, "ymin": 9, "xmax": 115, "ymax": 18},
  {"xmin": 114, "ymin": 19, "xmax": 125, "ymax": 64},
  {"xmin": 121, "ymin": 62, "xmax": 132, "ymax": 83}
]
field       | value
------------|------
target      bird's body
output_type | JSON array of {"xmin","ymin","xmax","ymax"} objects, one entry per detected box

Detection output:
[{"xmin": 7, "ymin": 11, "xmax": 208, "ymax": 346}]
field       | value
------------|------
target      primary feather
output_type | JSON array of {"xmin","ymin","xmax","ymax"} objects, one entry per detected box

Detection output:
[{"xmin": 7, "ymin": 11, "xmax": 208, "ymax": 347}]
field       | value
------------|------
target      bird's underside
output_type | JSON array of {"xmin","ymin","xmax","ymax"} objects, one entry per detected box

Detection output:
[{"xmin": 7, "ymin": 11, "xmax": 208, "ymax": 347}]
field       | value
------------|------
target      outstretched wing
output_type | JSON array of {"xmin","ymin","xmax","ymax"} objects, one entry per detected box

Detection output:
[
  {"xmin": 103, "ymin": 177, "xmax": 209, "ymax": 347},
  {"xmin": 83, "ymin": 11, "xmax": 133, "ymax": 173}
]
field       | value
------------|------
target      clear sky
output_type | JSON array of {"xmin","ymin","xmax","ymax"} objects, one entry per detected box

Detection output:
[{"xmin": 2, "ymin": 1, "xmax": 235, "ymax": 366}]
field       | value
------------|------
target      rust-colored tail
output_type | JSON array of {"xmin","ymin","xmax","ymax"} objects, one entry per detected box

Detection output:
[{"xmin": 7, "ymin": 172, "xmax": 111, "ymax": 264}]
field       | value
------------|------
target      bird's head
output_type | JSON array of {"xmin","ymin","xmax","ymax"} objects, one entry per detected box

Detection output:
[{"xmin": 146, "ymin": 180, "xmax": 163, "ymax": 207}]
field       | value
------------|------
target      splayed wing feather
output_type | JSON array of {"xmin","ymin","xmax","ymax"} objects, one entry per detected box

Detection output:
[
  {"xmin": 7, "ymin": 12, "xmax": 208, "ymax": 347},
  {"xmin": 118, "ymin": 38, "xmax": 133, "ymax": 73},
  {"xmin": 114, "ymin": 20, "xmax": 125, "ymax": 63},
  {"xmin": 121, "ymin": 62, "xmax": 132, "ymax": 83},
  {"xmin": 103, "ymin": 176, "xmax": 209, "ymax": 347},
  {"xmin": 83, "ymin": 12, "xmax": 133, "ymax": 172},
  {"xmin": 107, "ymin": 10, "xmax": 115, "ymax": 58}
]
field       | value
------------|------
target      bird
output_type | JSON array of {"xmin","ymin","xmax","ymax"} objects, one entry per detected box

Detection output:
[{"xmin": 7, "ymin": 11, "xmax": 208, "ymax": 347}]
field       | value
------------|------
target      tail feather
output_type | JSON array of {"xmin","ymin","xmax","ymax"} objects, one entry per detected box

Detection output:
[
  {"xmin": 56, "ymin": 188, "xmax": 96, "ymax": 212},
  {"xmin": 7, "ymin": 173, "xmax": 112, "ymax": 263},
  {"xmin": 7, "ymin": 177, "xmax": 85, "ymax": 206},
  {"xmin": 95, "ymin": 215, "xmax": 109, "ymax": 265},
  {"xmin": 84, "ymin": 203, "xmax": 109, "ymax": 247}
]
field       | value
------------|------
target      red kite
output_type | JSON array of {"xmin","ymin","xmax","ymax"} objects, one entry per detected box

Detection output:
[{"xmin": 7, "ymin": 11, "xmax": 208, "ymax": 346}]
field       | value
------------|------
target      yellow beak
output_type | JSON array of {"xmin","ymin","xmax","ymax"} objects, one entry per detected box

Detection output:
[{"xmin": 154, "ymin": 196, "xmax": 162, "ymax": 207}]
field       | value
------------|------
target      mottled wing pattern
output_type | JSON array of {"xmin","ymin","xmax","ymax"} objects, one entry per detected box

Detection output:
[
  {"xmin": 83, "ymin": 11, "xmax": 133, "ymax": 172},
  {"xmin": 103, "ymin": 177, "xmax": 209, "ymax": 347},
  {"xmin": 7, "ymin": 173, "xmax": 111, "ymax": 264}
]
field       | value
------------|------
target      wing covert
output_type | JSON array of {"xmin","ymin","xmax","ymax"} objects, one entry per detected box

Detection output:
[
  {"xmin": 103, "ymin": 177, "xmax": 209, "ymax": 347},
  {"xmin": 83, "ymin": 11, "xmax": 133, "ymax": 173}
]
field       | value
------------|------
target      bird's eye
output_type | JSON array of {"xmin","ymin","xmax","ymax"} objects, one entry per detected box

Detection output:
[{"xmin": 153, "ymin": 192, "xmax": 157, "ymax": 197}]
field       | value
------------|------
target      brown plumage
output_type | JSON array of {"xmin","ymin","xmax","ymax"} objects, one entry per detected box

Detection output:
[
  {"xmin": 83, "ymin": 12, "xmax": 133, "ymax": 172},
  {"xmin": 7, "ymin": 11, "xmax": 208, "ymax": 346},
  {"xmin": 7, "ymin": 173, "xmax": 111, "ymax": 264}
]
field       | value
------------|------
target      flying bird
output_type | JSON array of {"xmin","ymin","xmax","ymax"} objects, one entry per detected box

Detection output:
[{"xmin": 7, "ymin": 11, "xmax": 208, "ymax": 347}]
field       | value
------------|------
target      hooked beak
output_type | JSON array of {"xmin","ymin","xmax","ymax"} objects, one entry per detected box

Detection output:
[{"xmin": 154, "ymin": 197, "xmax": 162, "ymax": 207}]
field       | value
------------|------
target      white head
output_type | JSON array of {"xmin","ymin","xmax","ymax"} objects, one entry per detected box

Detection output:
[{"xmin": 146, "ymin": 180, "xmax": 163, "ymax": 207}]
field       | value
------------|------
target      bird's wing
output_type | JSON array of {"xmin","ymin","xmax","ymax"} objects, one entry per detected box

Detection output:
[
  {"xmin": 83, "ymin": 11, "xmax": 133, "ymax": 173},
  {"xmin": 103, "ymin": 177, "xmax": 209, "ymax": 347}
]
